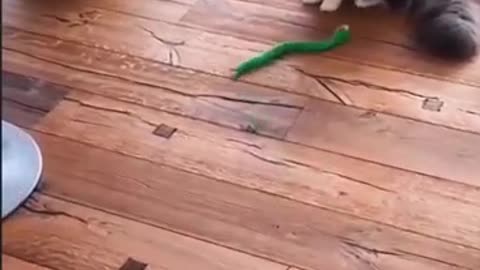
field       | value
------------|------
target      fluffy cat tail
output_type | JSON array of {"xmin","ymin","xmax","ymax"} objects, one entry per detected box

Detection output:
[
  {"xmin": 387, "ymin": 0, "xmax": 480, "ymax": 60},
  {"xmin": 414, "ymin": 1, "xmax": 479, "ymax": 59}
]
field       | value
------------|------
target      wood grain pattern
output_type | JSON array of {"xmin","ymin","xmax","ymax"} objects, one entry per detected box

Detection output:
[
  {"xmin": 31, "ymin": 131, "xmax": 478, "ymax": 270},
  {"xmin": 2, "ymin": 34, "xmax": 308, "ymax": 138},
  {"xmin": 3, "ymin": 195, "xmax": 287, "ymax": 270},
  {"xmin": 182, "ymin": 0, "xmax": 480, "ymax": 85},
  {"xmin": 286, "ymin": 100, "xmax": 480, "ymax": 186},
  {"xmin": 32, "ymin": 92, "xmax": 480, "ymax": 264},
  {"xmin": 118, "ymin": 258, "xmax": 147, "ymax": 270},
  {"xmin": 2, "ymin": 99, "xmax": 46, "ymax": 129},
  {"xmin": 3, "ymin": 0, "xmax": 480, "ymax": 269},
  {"xmin": 2, "ymin": 71, "xmax": 68, "ymax": 128},
  {"xmin": 2, "ymin": 71, "xmax": 68, "ymax": 112},
  {"xmin": 2, "ymin": 255, "xmax": 52, "ymax": 270},
  {"xmin": 3, "ymin": 6, "xmax": 480, "ymax": 134}
]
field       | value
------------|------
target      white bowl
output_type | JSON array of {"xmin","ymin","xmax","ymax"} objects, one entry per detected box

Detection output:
[{"xmin": 2, "ymin": 121, "xmax": 43, "ymax": 218}]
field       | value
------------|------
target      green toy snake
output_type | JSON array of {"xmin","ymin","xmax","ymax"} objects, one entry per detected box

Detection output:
[{"xmin": 233, "ymin": 25, "xmax": 351, "ymax": 80}]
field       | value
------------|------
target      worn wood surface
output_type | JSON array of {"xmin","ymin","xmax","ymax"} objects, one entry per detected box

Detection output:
[
  {"xmin": 2, "ymin": 0, "xmax": 480, "ymax": 269},
  {"xmin": 2, "ymin": 255, "xmax": 53, "ymax": 270},
  {"xmin": 3, "ymin": 195, "xmax": 286, "ymax": 270}
]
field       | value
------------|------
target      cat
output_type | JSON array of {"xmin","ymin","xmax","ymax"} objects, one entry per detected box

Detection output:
[
  {"xmin": 385, "ymin": 0, "xmax": 479, "ymax": 59},
  {"xmin": 303, "ymin": 0, "xmax": 383, "ymax": 11},
  {"xmin": 303, "ymin": 0, "xmax": 480, "ymax": 60}
]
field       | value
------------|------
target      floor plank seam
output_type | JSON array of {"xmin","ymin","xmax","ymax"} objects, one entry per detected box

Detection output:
[
  {"xmin": 5, "ymin": 26, "xmax": 480, "ymax": 137},
  {"xmin": 6, "ymin": 2, "xmax": 480, "ymax": 90},
  {"xmin": 29, "ymin": 128, "xmax": 480, "ymax": 253},
  {"xmin": 39, "ymin": 190, "xmax": 474, "ymax": 270},
  {"xmin": 176, "ymin": 13, "xmax": 480, "ymax": 88},
  {"xmin": 34, "ymin": 192, "xmax": 298, "ymax": 269},
  {"xmin": 16, "ymin": 86, "xmax": 479, "ymax": 196},
  {"xmin": 282, "ymin": 106, "xmax": 305, "ymax": 139},
  {"xmin": 4, "ymin": 1, "xmax": 480, "ymax": 269},
  {"xmin": 2, "ymin": 252, "xmax": 55, "ymax": 270},
  {"xmin": 32, "ymin": 91, "xmax": 480, "ymax": 193}
]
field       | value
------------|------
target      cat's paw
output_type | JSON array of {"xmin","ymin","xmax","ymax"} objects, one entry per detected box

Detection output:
[
  {"xmin": 302, "ymin": 0, "xmax": 342, "ymax": 12},
  {"xmin": 319, "ymin": 0, "xmax": 342, "ymax": 11}
]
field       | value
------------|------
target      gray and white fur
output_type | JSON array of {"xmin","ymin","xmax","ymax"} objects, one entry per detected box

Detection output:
[
  {"xmin": 304, "ymin": 0, "xmax": 480, "ymax": 60},
  {"xmin": 385, "ymin": 0, "xmax": 479, "ymax": 60}
]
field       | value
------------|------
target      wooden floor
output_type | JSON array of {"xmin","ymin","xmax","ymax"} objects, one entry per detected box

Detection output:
[{"xmin": 2, "ymin": 0, "xmax": 480, "ymax": 269}]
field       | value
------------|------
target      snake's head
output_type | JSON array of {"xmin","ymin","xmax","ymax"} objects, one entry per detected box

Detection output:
[
  {"xmin": 336, "ymin": 24, "xmax": 350, "ymax": 32},
  {"xmin": 334, "ymin": 24, "xmax": 351, "ymax": 44}
]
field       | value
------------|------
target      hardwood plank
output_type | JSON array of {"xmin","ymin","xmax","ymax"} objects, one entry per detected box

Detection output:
[
  {"xmin": 118, "ymin": 258, "xmax": 147, "ymax": 270},
  {"xmin": 2, "ymin": 71, "xmax": 68, "ymax": 128},
  {"xmin": 32, "ymin": 92, "xmax": 480, "ymax": 258},
  {"xmin": 4, "ymin": 12, "xmax": 480, "ymax": 135},
  {"xmin": 286, "ymin": 100, "xmax": 480, "ymax": 187},
  {"xmin": 224, "ymin": 0, "xmax": 411, "ymax": 44},
  {"xmin": 288, "ymin": 61, "xmax": 480, "ymax": 135},
  {"xmin": 10, "ymin": 0, "xmax": 480, "ymax": 88},
  {"xmin": 2, "ymin": 37, "xmax": 308, "ymax": 139},
  {"xmin": 181, "ymin": 2, "xmax": 480, "ymax": 134},
  {"xmin": 2, "ymin": 255, "xmax": 52, "ymax": 270},
  {"xmin": 2, "ymin": 99, "xmax": 46, "ymax": 129},
  {"xmin": 3, "ymin": 194, "xmax": 287, "ymax": 270},
  {"xmin": 1, "ymin": 22, "xmax": 337, "ymax": 103},
  {"xmin": 4, "ymin": 1, "xmax": 480, "ymax": 269},
  {"xmin": 2, "ymin": 71, "xmax": 68, "ymax": 112},
  {"xmin": 31, "ymin": 130, "xmax": 476, "ymax": 270},
  {"xmin": 7, "ymin": 29, "xmax": 477, "ymax": 188},
  {"xmin": 182, "ymin": 0, "xmax": 480, "ymax": 86},
  {"xmin": 4, "ymin": 0, "xmax": 194, "ymax": 24}
]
